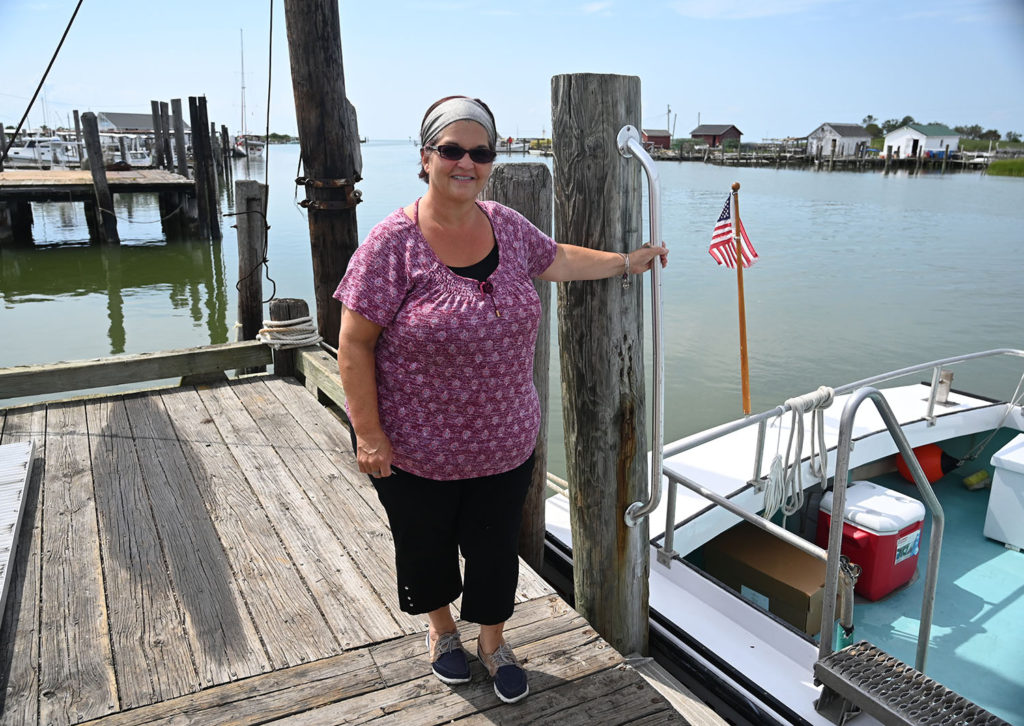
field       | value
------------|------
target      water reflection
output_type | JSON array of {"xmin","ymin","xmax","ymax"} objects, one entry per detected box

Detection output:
[{"xmin": 0, "ymin": 237, "xmax": 229, "ymax": 355}]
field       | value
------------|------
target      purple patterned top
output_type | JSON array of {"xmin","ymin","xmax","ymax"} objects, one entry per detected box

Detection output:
[{"xmin": 334, "ymin": 200, "xmax": 558, "ymax": 480}]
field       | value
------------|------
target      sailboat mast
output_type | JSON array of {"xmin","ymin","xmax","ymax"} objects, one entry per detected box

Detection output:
[{"xmin": 240, "ymin": 28, "xmax": 247, "ymax": 139}]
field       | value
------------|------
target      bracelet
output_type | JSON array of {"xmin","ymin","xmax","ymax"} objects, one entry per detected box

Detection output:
[{"xmin": 619, "ymin": 252, "xmax": 631, "ymax": 290}]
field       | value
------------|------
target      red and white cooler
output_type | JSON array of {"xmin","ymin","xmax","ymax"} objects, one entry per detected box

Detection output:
[{"xmin": 816, "ymin": 480, "xmax": 926, "ymax": 601}]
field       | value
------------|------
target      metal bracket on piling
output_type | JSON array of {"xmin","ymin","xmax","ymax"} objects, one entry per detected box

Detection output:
[{"xmin": 295, "ymin": 176, "xmax": 363, "ymax": 209}]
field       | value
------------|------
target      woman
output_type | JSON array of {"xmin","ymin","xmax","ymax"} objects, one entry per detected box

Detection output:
[{"xmin": 335, "ymin": 96, "xmax": 667, "ymax": 705}]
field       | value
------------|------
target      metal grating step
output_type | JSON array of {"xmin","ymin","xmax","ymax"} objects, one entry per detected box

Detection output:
[{"xmin": 814, "ymin": 641, "xmax": 1010, "ymax": 726}]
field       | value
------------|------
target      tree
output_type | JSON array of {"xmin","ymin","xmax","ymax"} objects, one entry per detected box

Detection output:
[
  {"xmin": 862, "ymin": 115, "xmax": 877, "ymax": 127},
  {"xmin": 1007, "ymin": 131, "xmax": 1021, "ymax": 143},
  {"xmin": 882, "ymin": 118, "xmax": 902, "ymax": 133},
  {"xmin": 865, "ymin": 122, "xmax": 882, "ymax": 137},
  {"xmin": 979, "ymin": 129, "xmax": 1001, "ymax": 141},
  {"xmin": 899, "ymin": 115, "xmax": 916, "ymax": 127},
  {"xmin": 955, "ymin": 124, "xmax": 983, "ymax": 139}
]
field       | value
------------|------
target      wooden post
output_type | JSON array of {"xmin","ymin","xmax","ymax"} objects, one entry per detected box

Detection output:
[
  {"xmin": 73, "ymin": 110, "xmax": 85, "ymax": 169},
  {"xmin": 268, "ymin": 298, "xmax": 310, "ymax": 378},
  {"xmin": 150, "ymin": 101, "xmax": 165, "ymax": 169},
  {"xmin": 171, "ymin": 99, "xmax": 189, "ymax": 178},
  {"xmin": 551, "ymin": 72, "xmax": 649, "ymax": 657},
  {"xmin": 7, "ymin": 202, "xmax": 34, "ymax": 244},
  {"xmin": 210, "ymin": 122, "xmax": 223, "ymax": 177},
  {"xmin": 482, "ymin": 162, "xmax": 552, "ymax": 573},
  {"xmin": 160, "ymin": 102, "xmax": 173, "ymax": 172},
  {"xmin": 220, "ymin": 125, "xmax": 233, "ymax": 180},
  {"xmin": 118, "ymin": 136, "xmax": 129, "ymax": 164},
  {"xmin": 829, "ymin": 138, "xmax": 837, "ymax": 171},
  {"xmin": 885, "ymin": 145, "xmax": 892, "ymax": 174},
  {"xmin": 197, "ymin": 97, "xmax": 221, "ymax": 239},
  {"xmin": 235, "ymin": 179, "xmax": 267, "ymax": 351},
  {"xmin": 284, "ymin": 0, "xmax": 362, "ymax": 348},
  {"xmin": 80, "ymin": 112, "xmax": 119, "ymax": 244},
  {"xmin": 188, "ymin": 97, "xmax": 212, "ymax": 240},
  {"xmin": 942, "ymin": 144, "xmax": 949, "ymax": 174}
]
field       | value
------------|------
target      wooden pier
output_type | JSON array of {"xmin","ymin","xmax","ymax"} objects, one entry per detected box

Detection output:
[
  {"xmin": 0, "ymin": 169, "xmax": 193, "ymax": 201},
  {"xmin": 0, "ymin": 344, "xmax": 705, "ymax": 725}
]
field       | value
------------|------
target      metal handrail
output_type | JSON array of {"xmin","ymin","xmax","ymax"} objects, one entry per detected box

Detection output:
[
  {"xmin": 616, "ymin": 125, "xmax": 666, "ymax": 528},
  {"xmin": 818, "ymin": 387, "xmax": 945, "ymax": 674}
]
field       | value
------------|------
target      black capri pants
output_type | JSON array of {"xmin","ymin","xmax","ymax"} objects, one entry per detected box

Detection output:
[{"xmin": 370, "ymin": 453, "xmax": 534, "ymax": 626}]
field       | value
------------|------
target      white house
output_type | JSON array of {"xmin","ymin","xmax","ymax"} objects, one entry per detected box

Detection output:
[
  {"xmin": 883, "ymin": 123, "xmax": 959, "ymax": 159},
  {"xmin": 806, "ymin": 123, "xmax": 871, "ymax": 158}
]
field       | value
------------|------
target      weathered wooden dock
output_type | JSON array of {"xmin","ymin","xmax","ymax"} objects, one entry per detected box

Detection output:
[
  {"xmin": 0, "ymin": 349, "xmax": 698, "ymax": 725},
  {"xmin": 0, "ymin": 170, "xmax": 193, "ymax": 202}
]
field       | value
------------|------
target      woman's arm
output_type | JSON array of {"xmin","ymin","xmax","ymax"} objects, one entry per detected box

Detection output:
[
  {"xmin": 538, "ymin": 242, "xmax": 668, "ymax": 283},
  {"xmin": 337, "ymin": 304, "xmax": 393, "ymax": 477}
]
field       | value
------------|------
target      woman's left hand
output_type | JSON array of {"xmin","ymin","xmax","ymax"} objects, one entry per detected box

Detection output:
[{"xmin": 627, "ymin": 243, "xmax": 669, "ymax": 273}]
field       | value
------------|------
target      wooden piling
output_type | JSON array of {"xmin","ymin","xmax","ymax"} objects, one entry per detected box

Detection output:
[
  {"xmin": 118, "ymin": 136, "xmax": 129, "ymax": 164},
  {"xmin": 8, "ymin": 201, "xmax": 34, "ymax": 244},
  {"xmin": 73, "ymin": 109, "xmax": 85, "ymax": 169},
  {"xmin": 221, "ymin": 125, "xmax": 233, "ymax": 179},
  {"xmin": 235, "ymin": 179, "xmax": 268, "ymax": 352},
  {"xmin": 829, "ymin": 138, "xmax": 837, "ymax": 171},
  {"xmin": 171, "ymin": 98, "xmax": 189, "ymax": 178},
  {"xmin": 284, "ymin": 0, "xmax": 362, "ymax": 347},
  {"xmin": 482, "ymin": 162, "xmax": 553, "ymax": 573},
  {"xmin": 80, "ymin": 111, "xmax": 119, "ymax": 244},
  {"xmin": 160, "ymin": 101, "xmax": 173, "ymax": 172},
  {"xmin": 198, "ymin": 97, "xmax": 221, "ymax": 239},
  {"xmin": 150, "ymin": 101, "xmax": 165, "ymax": 169},
  {"xmin": 942, "ymin": 144, "xmax": 949, "ymax": 174},
  {"xmin": 188, "ymin": 96, "xmax": 222, "ymax": 240},
  {"xmin": 268, "ymin": 298, "xmax": 310, "ymax": 379},
  {"xmin": 210, "ymin": 122, "xmax": 223, "ymax": 177},
  {"xmin": 885, "ymin": 145, "xmax": 892, "ymax": 174},
  {"xmin": 551, "ymin": 72, "xmax": 649, "ymax": 658}
]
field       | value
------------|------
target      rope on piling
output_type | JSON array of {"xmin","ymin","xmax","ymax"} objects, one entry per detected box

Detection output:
[{"xmin": 256, "ymin": 315, "xmax": 322, "ymax": 349}]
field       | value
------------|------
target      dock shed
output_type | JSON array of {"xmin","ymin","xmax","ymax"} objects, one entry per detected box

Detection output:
[
  {"xmin": 807, "ymin": 123, "xmax": 870, "ymax": 158},
  {"xmin": 883, "ymin": 123, "xmax": 960, "ymax": 159},
  {"xmin": 642, "ymin": 129, "xmax": 671, "ymax": 149},
  {"xmin": 97, "ymin": 111, "xmax": 190, "ymax": 134},
  {"xmin": 690, "ymin": 124, "xmax": 742, "ymax": 148}
]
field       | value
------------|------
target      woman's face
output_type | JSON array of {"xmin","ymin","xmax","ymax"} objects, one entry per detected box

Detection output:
[{"xmin": 421, "ymin": 120, "xmax": 493, "ymax": 203}]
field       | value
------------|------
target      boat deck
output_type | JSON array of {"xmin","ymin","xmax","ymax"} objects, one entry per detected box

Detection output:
[{"xmin": 0, "ymin": 376, "xmax": 689, "ymax": 725}]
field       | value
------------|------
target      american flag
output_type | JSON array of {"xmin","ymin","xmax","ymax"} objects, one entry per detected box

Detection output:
[{"xmin": 709, "ymin": 195, "xmax": 758, "ymax": 268}]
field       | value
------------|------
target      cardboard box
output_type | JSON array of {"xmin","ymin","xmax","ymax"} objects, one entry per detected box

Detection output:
[{"xmin": 703, "ymin": 521, "xmax": 826, "ymax": 636}]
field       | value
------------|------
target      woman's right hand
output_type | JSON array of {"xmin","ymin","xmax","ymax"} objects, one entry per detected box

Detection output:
[{"xmin": 356, "ymin": 428, "xmax": 393, "ymax": 478}]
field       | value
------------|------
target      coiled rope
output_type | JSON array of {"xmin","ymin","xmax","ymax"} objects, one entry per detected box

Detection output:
[
  {"xmin": 256, "ymin": 316, "xmax": 321, "ymax": 349},
  {"xmin": 764, "ymin": 385, "xmax": 834, "ymax": 522}
]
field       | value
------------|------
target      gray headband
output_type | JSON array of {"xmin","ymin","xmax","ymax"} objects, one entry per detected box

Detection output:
[{"xmin": 420, "ymin": 98, "xmax": 496, "ymax": 148}]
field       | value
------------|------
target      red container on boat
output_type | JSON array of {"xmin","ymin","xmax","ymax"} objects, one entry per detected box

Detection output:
[{"xmin": 816, "ymin": 480, "xmax": 926, "ymax": 601}]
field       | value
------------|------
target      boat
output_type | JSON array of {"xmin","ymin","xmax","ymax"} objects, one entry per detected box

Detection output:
[
  {"xmin": 233, "ymin": 134, "xmax": 265, "ymax": 159},
  {"xmin": 496, "ymin": 137, "xmax": 529, "ymax": 153},
  {"xmin": 2, "ymin": 133, "xmax": 77, "ymax": 169},
  {"xmin": 542, "ymin": 126, "xmax": 1021, "ymax": 726},
  {"xmin": 544, "ymin": 349, "xmax": 1024, "ymax": 725}
]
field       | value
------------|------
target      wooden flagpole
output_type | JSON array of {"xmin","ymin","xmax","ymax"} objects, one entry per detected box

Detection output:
[{"xmin": 732, "ymin": 181, "xmax": 751, "ymax": 414}]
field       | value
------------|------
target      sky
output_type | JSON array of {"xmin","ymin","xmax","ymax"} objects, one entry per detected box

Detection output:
[{"xmin": 2, "ymin": 0, "xmax": 1023, "ymax": 143}]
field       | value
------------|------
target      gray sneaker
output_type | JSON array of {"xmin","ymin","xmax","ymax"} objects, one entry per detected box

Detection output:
[{"xmin": 477, "ymin": 641, "xmax": 529, "ymax": 704}]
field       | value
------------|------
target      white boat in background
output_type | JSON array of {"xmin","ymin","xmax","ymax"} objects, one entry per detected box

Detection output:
[
  {"xmin": 2, "ymin": 134, "xmax": 77, "ymax": 169},
  {"xmin": 544, "ymin": 349, "xmax": 1024, "ymax": 725},
  {"xmin": 496, "ymin": 137, "xmax": 529, "ymax": 153},
  {"xmin": 233, "ymin": 134, "xmax": 265, "ymax": 159}
]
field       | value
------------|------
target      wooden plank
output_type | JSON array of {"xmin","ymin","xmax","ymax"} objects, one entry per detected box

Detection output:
[
  {"xmin": 0, "ymin": 341, "xmax": 271, "ymax": 400},
  {"xmin": 632, "ymin": 657, "xmax": 728, "ymax": 725},
  {"xmin": 38, "ymin": 401, "xmax": 118, "ymax": 724},
  {"xmin": 272, "ymin": 621, "xmax": 625, "ymax": 724},
  {"xmin": 295, "ymin": 346, "xmax": 347, "ymax": 411},
  {"xmin": 453, "ymin": 665, "xmax": 685, "ymax": 725},
  {"xmin": 85, "ymin": 397, "xmax": 199, "ymax": 707},
  {"xmin": 81, "ymin": 650, "xmax": 382, "ymax": 726},
  {"xmin": 0, "ymin": 407, "xmax": 45, "ymax": 726},
  {"xmin": 121, "ymin": 393, "xmax": 269, "ymax": 687},
  {"xmin": 158, "ymin": 386, "xmax": 337, "ymax": 668},
  {"xmin": 195, "ymin": 382, "xmax": 389, "ymax": 648},
  {"xmin": 233, "ymin": 379, "xmax": 419, "ymax": 637},
  {"xmin": 370, "ymin": 594, "xmax": 581, "ymax": 687}
]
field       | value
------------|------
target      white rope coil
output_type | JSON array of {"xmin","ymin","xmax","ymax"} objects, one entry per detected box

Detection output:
[
  {"xmin": 256, "ymin": 315, "xmax": 322, "ymax": 350},
  {"xmin": 763, "ymin": 385, "xmax": 835, "ymax": 522}
]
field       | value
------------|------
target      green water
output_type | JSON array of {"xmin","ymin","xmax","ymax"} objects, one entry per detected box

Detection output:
[{"xmin": 3, "ymin": 142, "xmax": 1023, "ymax": 476}]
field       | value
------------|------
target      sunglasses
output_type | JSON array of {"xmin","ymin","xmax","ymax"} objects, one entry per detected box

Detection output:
[{"xmin": 425, "ymin": 144, "xmax": 497, "ymax": 164}]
